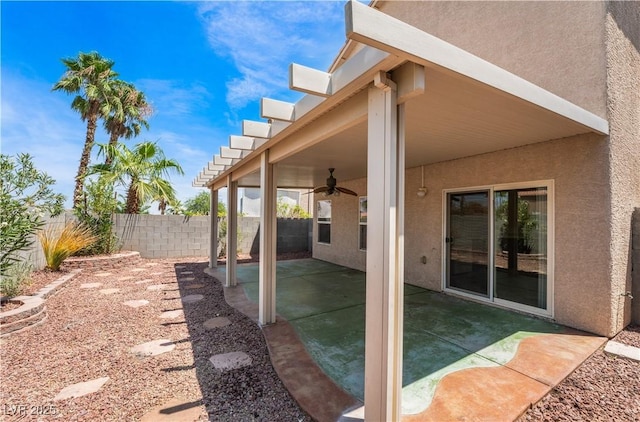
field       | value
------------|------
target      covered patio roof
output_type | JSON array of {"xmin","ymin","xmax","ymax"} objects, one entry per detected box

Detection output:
[{"xmin": 195, "ymin": 0, "xmax": 608, "ymax": 190}]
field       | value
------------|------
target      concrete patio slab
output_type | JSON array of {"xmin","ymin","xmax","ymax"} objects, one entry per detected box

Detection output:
[
  {"xmin": 131, "ymin": 339, "xmax": 175, "ymax": 357},
  {"xmin": 53, "ymin": 377, "xmax": 109, "ymax": 401},
  {"xmin": 209, "ymin": 351, "xmax": 252, "ymax": 371},
  {"xmin": 140, "ymin": 397, "xmax": 204, "ymax": 422},
  {"xmin": 229, "ymin": 259, "xmax": 606, "ymax": 422}
]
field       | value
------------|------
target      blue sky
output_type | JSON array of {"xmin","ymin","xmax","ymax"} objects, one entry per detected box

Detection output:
[{"xmin": 1, "ymin": 1, "xmax": 348, "ymax": 209}]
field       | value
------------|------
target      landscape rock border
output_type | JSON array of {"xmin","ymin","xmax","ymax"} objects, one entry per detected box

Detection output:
[
  {"xmin": 64, "ymin": 250, "xmax": 141, "ymax": 270},
  {"xmin": 0, "ymin": 269, "xmax": 81, "ymax": 337}
]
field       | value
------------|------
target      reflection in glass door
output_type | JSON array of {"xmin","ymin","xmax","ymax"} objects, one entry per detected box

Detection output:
[
  {"xmin": 494, "ymin": 188, "xmax": 548, "ymax": 309},
  {"xmin": 446, "ymin": 191, "xmax": 489, "ymax": 297}
]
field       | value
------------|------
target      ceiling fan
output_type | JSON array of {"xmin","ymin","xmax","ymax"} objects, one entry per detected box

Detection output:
[{"xmin": 313, "ymin": 168, "xmax": 357, "ymax": 197}]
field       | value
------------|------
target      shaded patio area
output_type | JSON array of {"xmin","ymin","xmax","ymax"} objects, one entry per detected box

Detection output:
[{"xmin": 215, "ymin": 258, "xmax": 605, "ymax": 421}]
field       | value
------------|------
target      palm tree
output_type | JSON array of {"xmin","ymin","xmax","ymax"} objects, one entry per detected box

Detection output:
[
  {"xmin": 103, "ymin": 81, "xmax": 152, "ymax": 165},
  {"xmin": 53, "ymin": 51, "xmax": 119, "ymax": 209},
  {"xmin": 92, "ymin": 141, "xmax": 184, "ymax": 214}
]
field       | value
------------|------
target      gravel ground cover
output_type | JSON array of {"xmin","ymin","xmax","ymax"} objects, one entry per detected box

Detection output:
[
  {"xmin": 2, "ymin": 256, "xmax": 639, "ymax": 421},
  {"xmin": 0, "ymin": 257, "xmax": 310, "ymax": 421}
]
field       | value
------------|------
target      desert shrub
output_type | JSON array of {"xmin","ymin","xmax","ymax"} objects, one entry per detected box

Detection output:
[
  {"xmin": 74, "ymin": 177, "xmax": 120, "ymax": 255},
  {"xmin": 0, "ymin": 153, "xmax": 65, "ymax": 277},
  {"xmin": 38, "ymin": 221, "xmax": 97, "ymax": 271},
  {"xmin": 0, "ymin": 260, "xmax": 33, "ymax": 298}
]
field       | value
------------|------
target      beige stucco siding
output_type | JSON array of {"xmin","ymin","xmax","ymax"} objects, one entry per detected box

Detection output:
[
  {"xmin": 315, "ymin": 134, "xmax": 613, "ymax": 336},
  {"xmin": 605, "ymin": 2, "xmax": 640, "ymax": 334},
  {"xmin": 376, "ymin": 0, "xmax": 608, "ymax": 118}
]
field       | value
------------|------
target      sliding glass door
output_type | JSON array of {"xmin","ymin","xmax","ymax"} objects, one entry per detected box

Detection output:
[
  {"xmin": 446, "ymin": 191, "xmax": 490, "ymax": 297},
  {"xmin": 445, "ymin": 183, "xmax": 552, "ymax": 316}
]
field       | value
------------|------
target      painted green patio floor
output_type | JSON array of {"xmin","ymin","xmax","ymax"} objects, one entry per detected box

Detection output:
[{"xmin": 233, "ymin": 259, "xmax": 564, "ymax": 414}]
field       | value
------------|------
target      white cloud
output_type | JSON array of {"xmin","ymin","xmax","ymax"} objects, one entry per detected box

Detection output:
[
  {"xmin": 196, "ymin": 1, "xmax": 345, "ymax": 109},
  {"xmin": 135, "ymin": 78, "xmax": 211, "ymax": 118}
]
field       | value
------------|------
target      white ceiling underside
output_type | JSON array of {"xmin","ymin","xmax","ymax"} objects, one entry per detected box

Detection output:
[{"xmin": 200, "ymin": 1, "xmax": 608, "ymax": 190}]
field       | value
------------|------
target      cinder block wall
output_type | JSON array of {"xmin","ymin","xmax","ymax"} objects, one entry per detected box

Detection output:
[
  {"xmin": 633, "ymin": 208, "xmax": 640, "ymax": 325},
  {"xmin": 16, "ymin": 212, "xmax": 73, "ymax": 271},
  {"xmin": 114, "ymin": 214, "xmax": 210, "ymax": 259},
  {"xmin": 114, "ymin": 214, "xmax": 312, "ymax": 259}
]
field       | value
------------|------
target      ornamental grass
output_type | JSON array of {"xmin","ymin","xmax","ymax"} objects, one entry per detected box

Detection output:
[{"xmin": 38, "ymin": 221, "xmax": 97, "ymax": 271}]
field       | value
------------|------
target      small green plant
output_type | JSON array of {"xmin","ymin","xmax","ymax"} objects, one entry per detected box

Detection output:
[
  {"xmin": 75, "ymin": 177, "xmax": 120, "ymax": 255},
  {"xmin": 38, "ymin": 221, "xmax": 97, "ymax": 271},
  {"xmin": 0, "ymin": 260, "xmax": 33, "ymax": 298}
]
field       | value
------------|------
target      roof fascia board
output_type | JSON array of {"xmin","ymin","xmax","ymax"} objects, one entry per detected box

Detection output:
[{"xmin": 345, "ymin": 0, "xmax": 609, "ymax": 135}]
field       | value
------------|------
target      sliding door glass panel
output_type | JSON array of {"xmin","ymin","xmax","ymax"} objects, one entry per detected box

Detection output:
[
  {"xmin": 494, "ymin": 187, "xmax": 548, "ymax": 309},
  {"xmin": 447, "ymin": 191, "xmax": 489, "ymax": 296}
]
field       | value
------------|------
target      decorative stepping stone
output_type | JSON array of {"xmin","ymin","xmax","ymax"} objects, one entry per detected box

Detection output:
[
  {"xmin": 180, "ymin": 271, "xmax": 194, "ymax": 275},
  {"xmin": 185, "ymin": 283, "xmax": 204, "ymax": 289},
  {"xmin": 203, "ymin": 317, "xmax": 231, "ymax": 330},
  {"xmin": 209, "ymin": 351, "xmax": 252, "ymax": 371},
  {"xmin": 147, "ymin": 284, "xmax": 166, "ymax": 291},
  {"xmin": 124, "ymin": 299, "xmax": 149, "ymax": 308},
  {"xmin": 80, "ymin": 282, "xmax": 102, "ymax": 289},
  {"xmin": 94, "ymin": 272, "xmax": 112, "ymax": 277},
  {"xmin": 130, "ymin": 339, "xmax": 175, "ymax": 357},
  {"xmin": 140, "ymin": 397, "xmax": 203, "ymax": 422},
  {"xmin": 53, "ymin": 377, "xmax": 109, "ymax": 401},
  {"xmin": 180, "ymin": 277, "xmax": 196, "ymax": 282},
  {"xmin": 182, "ymin": 294, "xmax": 203, "ymax": 304},
  {"xmin": 130, "ymin": 268, "xmax": 146, "ymax": 272},
  {"xmin": 160, "ymin": 310, "xmax": 183, "ymax": 319},
  {"xmin": 99, "ymin": 288, "xmax": 120, "ymax": 295},
  {"xmin": 118, "ymin": 276, "xmax": 134, "ymax": 281},
  {"xmin": 135, "ymin": 279, "xmax": 153, "ymax": 284}
]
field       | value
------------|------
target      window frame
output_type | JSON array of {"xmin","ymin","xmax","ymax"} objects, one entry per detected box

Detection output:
[{"xmin": 317, "ymin": 200, "xmax": 332, "ymax": 245}]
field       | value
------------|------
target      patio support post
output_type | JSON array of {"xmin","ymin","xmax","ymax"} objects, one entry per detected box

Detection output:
[
  {"xmin": 209, "ymin": 188, "xmax": 218, "ymax": 269},
  {"xmin": 364, "ymin": 71, "xmax": 404, "ymax": 421},
  {"xmin": 226, "ymin": 175, "xmax": 238, "ymax": 287},
  {"xmin": 259, "ymin": 150, "xmax": 277, "ymax": 325}
]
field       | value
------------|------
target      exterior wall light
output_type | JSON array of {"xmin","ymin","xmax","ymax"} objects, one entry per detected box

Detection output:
[{"xmin": 417, "ymin": 165, "xmax": 427, "ymax": 197}]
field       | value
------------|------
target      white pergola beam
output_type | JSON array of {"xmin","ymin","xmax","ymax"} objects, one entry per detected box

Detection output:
[
  {"xmin": 226, "ymin": 175, "xmax": 238, "ymax": 287},
  {"xmin": 229, "ymin": 135, "xmax": 268, "ymax": 151},
  {"xmin": 214, "ymin": 155, "xmax": 237, "ymax": 166},
  {"xmin": 258, "ymin": 150, "xmax": 277, "ymax": 325},
  {"xmin": 289, "ymin": 63, "xmax": 332, "ymax": 97},
  {"xmin": 261, "ymin": 98, "xmax": 296, "ymax": 122},
  {"xmin": 220, "ymin": 146, "xmax": 250, "ymax": 159},
  {"xmin": 242, "ymin": 120, "xmax": 272, "ymax": 138},
  {"xmin": 344, "ymin": 0, "xmax": 608, "ymax": 135},
  {"xmin": 208, "ymin": 162, "xmax": 226, "ymax": 172}
]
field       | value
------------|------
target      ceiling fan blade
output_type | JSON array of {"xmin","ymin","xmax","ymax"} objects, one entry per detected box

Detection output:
[
  {"xmin": 313, "ymin": 186, "xmax": 330, "ymax": 194},
  {"xmin": 336, "ymin": 187, "xmax": 358, "ymax": 196}
]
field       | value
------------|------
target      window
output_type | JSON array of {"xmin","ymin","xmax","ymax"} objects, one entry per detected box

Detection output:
[
  {"xmin": 317, "ymin": 200, "xmax": 331, "ymax": 244},
  {"xmin": 359, "ymin": 197, "xmax": 367, "ymax": 250}
]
